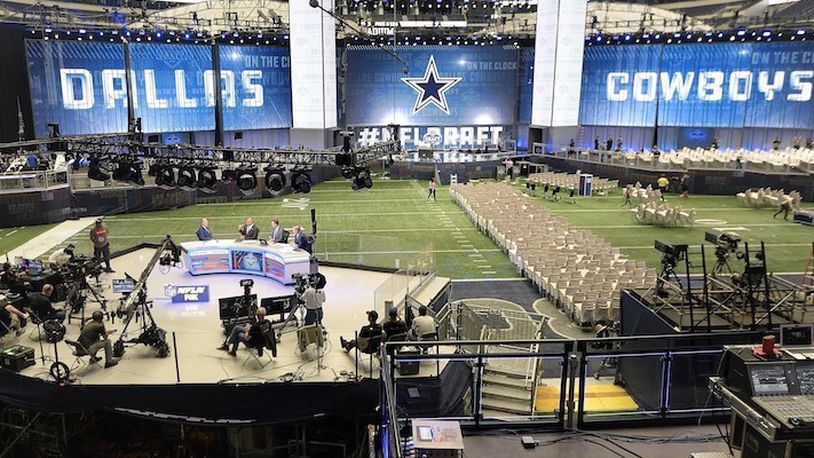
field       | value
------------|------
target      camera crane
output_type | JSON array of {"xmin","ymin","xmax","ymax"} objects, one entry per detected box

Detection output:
[{"xmin": 112, "ymin": 235, "xmax": 180, "ymax": 358}]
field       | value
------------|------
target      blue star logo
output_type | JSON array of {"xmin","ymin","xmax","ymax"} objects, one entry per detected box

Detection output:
[{"xmin": 402, "ymin": 56, "xmax": 462, "ymax": 115}]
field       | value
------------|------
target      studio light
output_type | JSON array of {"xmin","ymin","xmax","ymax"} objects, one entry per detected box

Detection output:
[
  {"xmin": 177, "ymin": 165, "xmax": 197, "ymax": 190},
  {"xmin": 156, "ymin": 165, "xmax": 177, "ymax": 190},
  {"xmin": 195, "ymin": 167, "xmax": 218, "ymax": 193},
  {"xmin": 236, "ymin": 166, "xmax": 257, "ymax": 195},
  {"xmin": 87, "ymin": 158, "xmax": 110, "ymax": 182},
  {"xmin": 264, "ymin": 166, "xmax": 287, "ymax": 196},
  {"xmin": 112, "ymin": 160, "xmax": 144, "ymax": 186},
  {"xmin": 340, "ymin": 165, "xmax": 356, "ymax": 179},
  {"xmin": 352, "ymin": 165, "xmax": 373, "ymax": 191},
  {"xmin": 291, "ymin": 167, "xmax": 312, "ymax": 194}
]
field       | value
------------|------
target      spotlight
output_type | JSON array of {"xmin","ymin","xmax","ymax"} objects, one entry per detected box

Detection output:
[
  {"xmin": 352, "ymin": 166, "xmax": 373, "ymax": 190},
  {"xmin": 112, "ymin": 160, "xmax": 144, "ymax": 186},
  {"xmin": 195, "ymin": 167, "xmax": 218, "ymax": 193},
  {"xmin": 236, "ymin": 166, "xmax": 257, "ymax": 195},
  {"xmin": 87, "ymin": 158, "xmax": 110, "ymax": 182},
  {"xmin": 156, "ymin": 165, "xmax": 177, "ymax": 190},
  {"xmin": 264, "ymin": 166, "xmax": 287, "ymax": 196},
  {"xmin": 291, "ymin": 167, "xmax": 312, "ymax": 194},
  {"xmin": 177, "ymin": 165, "xmax": 197, "ymax": 190},
  {"xmin": 340, "ymin": 165, "xmax": 355, "ymax": 179}
]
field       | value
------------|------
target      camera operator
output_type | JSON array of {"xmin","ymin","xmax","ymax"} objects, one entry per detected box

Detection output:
[
  {"xmin": 27, "ymin": 284, "xmax": 64, "ymax": 322},
  {"xmin": 302, "ymin": 281, "xmax": 326, "ymax": 326},
  {"xmin": 78, "ymin": 311, "xmax": 118, "ymax": 368},
  {"xmin": 0, "ymin": 295, "xmax": 29, "ymax": 337},
  {"xmin": 217, "ymin": 307, "xmax": 270, "ymax": 357},
  {"xmin": 48, "ymin": 244, "xmax": 75, "ymax": 269},
  {"xmin": 89, "ymin": 218, "xmax": 114, "ymax": 273},
  {"xmin": 0, "ymin": 263, "xmax": 26, "ymax": 295}
]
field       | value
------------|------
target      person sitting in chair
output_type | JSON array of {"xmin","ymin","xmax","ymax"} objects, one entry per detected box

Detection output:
[
  {"xmin": 27, "ymin": 284, "xmax": 64, "ymax": 322},
  {"xmin": 340, "ymin": 310, "xmax": 383, "ymax": 353},
  {"xmin": 410, "ymin": 306, "xmax": 436, "ymax": 340},
  {"xmin": 383, "ymin": 307, "xmax": 408, "ymax": 341},
  {"xmin": 78, "ymin": 311, "xmax": 118, "ymax": 368},
  {"xmin": 0, "ymin": 296, "xmax": 29, "ymax": 337},
  {"xmin": 218, "ymin": 307, "xmax": 271, "ymax": 357},
  {"xmin": 238, "ymin": 217, "xmax": 259, "ymax": 240}
]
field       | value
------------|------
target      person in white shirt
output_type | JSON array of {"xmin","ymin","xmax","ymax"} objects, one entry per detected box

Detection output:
[
  {"xmin": 410, "ymin": 306, "xmax": 436, "ymax": 340},
  {"xmin": 302, "ymin": 284, "xmax": 326, "ymax": 326},
  {"xmin": 48, "ymin": 244, "xmax": 75, "ymax": 267}
]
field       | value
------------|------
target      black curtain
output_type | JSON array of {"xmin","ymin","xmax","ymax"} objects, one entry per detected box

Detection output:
[{"xmin": 0, "ymin": 24, "xmax": 34, "ymax": 142}]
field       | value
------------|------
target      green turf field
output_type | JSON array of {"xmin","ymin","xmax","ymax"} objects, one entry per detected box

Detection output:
[
  {"xmin": 52, "ymin": 179, "xmax": 520, "ymax": 279},
  {"xmin": 520, "ymin": 185, "xmax": 814, "ymax": 273},
  {"xmin": 0, "ymin": 224, "xmax": 57, "ymax": 258}
]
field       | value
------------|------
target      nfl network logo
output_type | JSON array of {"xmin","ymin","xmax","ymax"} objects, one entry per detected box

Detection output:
[{"xmin": 164, "ymin": 284, "xmax": 209, "ymax": 303}]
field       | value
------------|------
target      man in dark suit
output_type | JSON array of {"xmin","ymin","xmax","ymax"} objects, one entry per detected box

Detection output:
[
  {"xmin": 293, "ymin": 225, "xmax": 312, "ymax": 253},
  {"xmin": 270, "ymin": 219, "xmax": 285, "ymax": 243},
  {"xmin": 196, "ymin": 218, "xmax": 213, "ymax": 241},
  {"xmin": 238, "ymin": 217, "xmax": 259, "ymax": 240}
]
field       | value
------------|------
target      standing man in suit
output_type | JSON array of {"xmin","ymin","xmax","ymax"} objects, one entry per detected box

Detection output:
[
  {"xmin": 293, "ymin": 225, "xmax": 312, "ymax": 254},
  {"xmin": 196, "ymin": 218, "xmax": 213, "ymax": 241},
  {"xmin": 270, "ymin": 219, "xmax": 285, "ymax": 243},
  {"xmin": 238, "ymin": 217, "xmax": 259, "ymax": 240}
]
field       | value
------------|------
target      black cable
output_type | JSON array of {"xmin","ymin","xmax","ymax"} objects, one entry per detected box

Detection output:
[{"xmin": 584, "ymin": 438, "xmax": 627, "ymax": 458}]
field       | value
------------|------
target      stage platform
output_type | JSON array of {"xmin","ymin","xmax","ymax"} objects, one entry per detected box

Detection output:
[{"xmin": 0, "ymin": 249, "xmax": 452, "ymax": 424}]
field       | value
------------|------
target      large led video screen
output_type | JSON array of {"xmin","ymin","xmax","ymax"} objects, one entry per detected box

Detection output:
[
  {"xmin": 218, "ymin": 45, "xmax": 292, "ymax": 130},
  {"xmin": 579, "ymin": 41, "xmax": 814, "ymax": 129},
  {"xmin": 26, "ymin": 40, "xmax": 129, "ymax": 137},
  {"xmin": 345, "ymin": 45, "xmax": 519, "ymax": 127}
]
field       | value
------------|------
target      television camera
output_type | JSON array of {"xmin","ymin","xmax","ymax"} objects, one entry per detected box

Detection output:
[
  {"xmin": 158, "ymin": 236, "xmax": 182, "ymax": 273},
  {"xmin": 62, "ymin": 255, "xmax": 107, "ymax": 314},
  {"xmin": 705, "ymin": 230, "xmax": 743, "ymax": 275},
  {"xmin": 654, "ymin": 240, "xmax": 688, "ymax": 298}
]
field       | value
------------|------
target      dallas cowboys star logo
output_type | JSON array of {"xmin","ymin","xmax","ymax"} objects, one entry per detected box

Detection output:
[{"xmin": 402, "ymin": 56, "xmax": 462, "ymax": 115}]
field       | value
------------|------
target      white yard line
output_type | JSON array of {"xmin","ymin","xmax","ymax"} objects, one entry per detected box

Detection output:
[{"xmin": 4, "ymin": 217, "xmax": 96, "ymax": 260}]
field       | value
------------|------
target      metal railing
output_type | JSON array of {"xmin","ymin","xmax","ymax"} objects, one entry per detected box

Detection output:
[
  {"xmin": 380, "ymin": 330, "xmax": 770, "ymax": 458},
  {"xmin": 0, "ymin": 169, "xmax": 70, "ymax": 193}
]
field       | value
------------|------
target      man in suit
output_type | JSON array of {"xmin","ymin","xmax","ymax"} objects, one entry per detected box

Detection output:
[
  {"xmin": 196, "ymin": 218, "xmax": 213, "ymax": 241},
  {"xmin": 292, "ymin": 225, "xmax": 312, "ymax": 253},
  {"xmin": 270, "ymin": 219, "xmax": 285, "ymax": 243},
  {"xmin": 238, "ymin": 217, "xmax": 259, "ymax": 240}
]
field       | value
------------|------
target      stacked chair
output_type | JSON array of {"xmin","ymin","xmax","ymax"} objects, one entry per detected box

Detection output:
[
  {"xmin": 619, "ymin": 146, "xmax": 814, "ymax": 172},
  {"xmin": 527, "ymin": 172, "xmax": 619, "ymax": 197},
  {"xmin": 452, "ymin": 182, "xmax": 656, "ymax": 328},
  {"xmin": 630, "ymin": 202, "xmax": 696, "ymax": 227},
  {"xmin": 736, "ymin": 188, "xmax": 803, "ymax": 208}
]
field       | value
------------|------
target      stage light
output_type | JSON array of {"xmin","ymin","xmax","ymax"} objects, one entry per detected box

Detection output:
[
  {"xmin": 737, "ymin": 30, "xmax": 746, "ymax": 36},
  {"xmin": 87, "ymin": 158, "xmax": 109, "ymax": 181},
  {"xmin": 236, "ymin": 166, "xmax": 257, "ymax": 195},
  {"xmin": 156, "ymin": 165, "xmax": 177, "ymax": 190},
  {"xmin": 798, "ymin": 30, "xmax": 806, "ymax": 35},
  {"xmin": 195, "ymin": 168, "xmax": 217, "ymax": 193},
  {"xmin": 112, "ymin": 160, "xmax": 144, "ymax": 186},
  {"xmin": 291, "ymin": 168, "xmax": 312, "ymax": 194},
  {"xmin": 177, "ymin": 165, "xmax": 197, "ymax": 190},
  {"xmin": 352, "ymin": 166, "xmax": 373, "ymax": 190},
  {"xmin": 264, "ymin": 166, "xmax": 287, "ymax": 195}
]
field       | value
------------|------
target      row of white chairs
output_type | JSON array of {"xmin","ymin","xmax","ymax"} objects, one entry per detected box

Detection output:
[
  {"xmin": 451, "ymin": 182, "xmax": 656, "ymax": 327},
  {"xmin": 621, "ymin": 146, "xmax": 814, "ymax": 171},
  {"xmin": 527, "ymin": 172, "xmax": 619, "ymax": 194},
  {"xmin": 736, "ymin": 188, "xmax": 802, "ymax": 208},
  {"xmin": 630, "ymin": 202, "xmax": 696, "ymax": 227}
]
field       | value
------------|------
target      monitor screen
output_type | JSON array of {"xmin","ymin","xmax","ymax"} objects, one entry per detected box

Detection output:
[
  {"xmin": 781, "ymin": 324, "xmax": 814, "ymax": 347},
  {"xmin": 27, "ymin": 260, "xmax": 43, "ymax": 275},
  {"xmin": 260, "ymin": 294, "xmax": 296, "ymax": 316},
  {"xmin": 218, "ymin": 294, "xmax": 257, "ymax": 321},
  {"xmin": 112, "ymin": 278, "xmax": 135, "ymax": 294},
  {"xmin": 798, "ymin": 364, "xmax": 814, "ymax": 395},
  {"xmin": 231, "ymin": 250, "xmax": 264, "ymax": 273},
  {"xmin": 750, "ymin": 365, "xmax": 791, "ymax": 395}
]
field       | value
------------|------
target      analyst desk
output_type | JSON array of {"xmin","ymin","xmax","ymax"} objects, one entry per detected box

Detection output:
[{"xmin": 180, "ymin": 240, "xmax": 311, "ymax": 285}]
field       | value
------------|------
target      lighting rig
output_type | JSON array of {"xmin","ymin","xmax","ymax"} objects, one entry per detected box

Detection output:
[{"xmin": 0, "ymin": 135, "xmax": 400, "ymax": 193}]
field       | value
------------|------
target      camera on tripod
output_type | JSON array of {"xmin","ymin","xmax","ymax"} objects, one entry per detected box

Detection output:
[
  {"xmin": 655, "ymin": 240, "xmax": 688, "ymax": 270},
  {"xmin": 292, "ymin": 272, "xmax": 327, "ymax": 296},
  {"xmin": 64, "ymin": 256, "xmax": 102, "ymax": 281}
]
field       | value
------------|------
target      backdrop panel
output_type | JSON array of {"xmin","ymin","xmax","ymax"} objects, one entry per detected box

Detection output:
[
  {"xmin": 219, "ymin": 45, "xmax": 292, "ymax": 131},
  {"xmin": 26, "ymin": 40, "xmax": 128, "ymax": 137},
  {"xmin": 129, "ymin": 43, "xmax": 215, "ymax": 133},
  {"xmin": 344, "ymin": 45, "xmax": 518, "ymax": 127},
  {"xmin": 580, "ymin": 41, "xmax": 814, "ymax": 129}
]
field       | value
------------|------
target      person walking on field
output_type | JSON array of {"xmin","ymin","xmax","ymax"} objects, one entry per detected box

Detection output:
[{"xmin": 427, "ymin": 178, "xmax": 437, "ymax": 202}]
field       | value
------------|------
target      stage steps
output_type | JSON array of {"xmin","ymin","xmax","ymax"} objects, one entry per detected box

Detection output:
[{"xmin": 481, "ymin": 354, "xmax": 535, "ymax": 417}]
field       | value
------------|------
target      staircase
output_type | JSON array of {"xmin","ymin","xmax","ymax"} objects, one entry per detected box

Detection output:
[{"xmin": 480, "ymin": 349, "xmax": 536, "ymax": 418}]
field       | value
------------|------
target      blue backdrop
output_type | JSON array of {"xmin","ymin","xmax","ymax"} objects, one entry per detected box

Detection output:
[
  {"xmin": 219, "ymin": 45, "xmax": 292, "ymax": 131},
  {"xmin": 26, "ymin": 40, "xmax": 128, "ymax": 137},
  {"xmin": 26, "ymin": 41, "xmax": 294, "ymax": 136},
  {"xmin": 580, "ymin": 41, "xmax": 814, "ymax": 129},
  {"xmin": 344, "ymin": 45, "xmax": 519, "ymax": 126}
]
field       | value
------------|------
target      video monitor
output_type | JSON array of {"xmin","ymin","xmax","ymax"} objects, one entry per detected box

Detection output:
[
  {"xmin": 26, "ymin": 260, "xmax": 43, "ymax": 275},
  {"xmin": 112, "ymin": 278, "xmax": 136, "ymax": 294},
  {"xmin": 750, "ymin": 365, "xmax": 791, "ymax": 396},
  {"xmin": 218, "ymin": 294, "xmax": 257, "ymax": 321},
  {"xmin": 260, "ymin": 294, "xmax": 296, "ymax": 318},
  {"xmin": 231, "ymin": 250, "xmax": 264, "ymax": 274},
  {"xmin": 780, "ymin": 324, "xmax": 814, "ymax": 347},
  {"xmin": 187, "ymin": 248, "xmax": 230, "ymax": 275}
]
